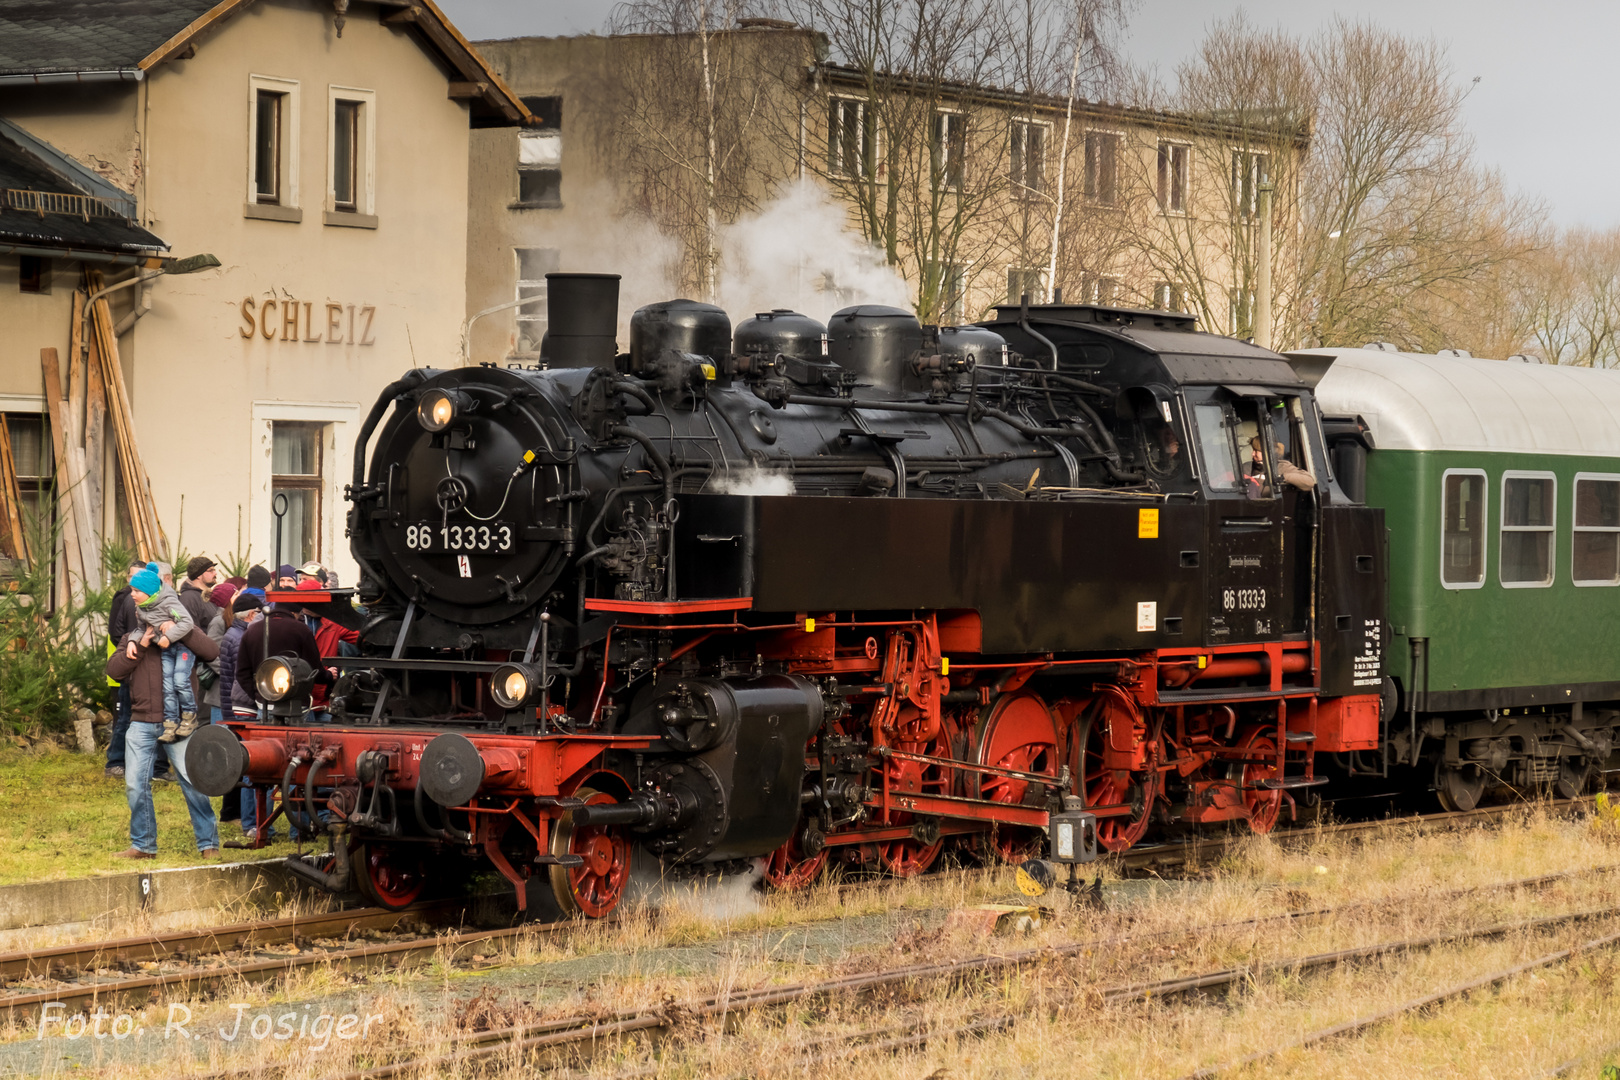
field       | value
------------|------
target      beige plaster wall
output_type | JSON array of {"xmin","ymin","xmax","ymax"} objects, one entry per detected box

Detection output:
[{"xmin": 2, "ymin": 0, "xmax": 475, "ymax": 584}]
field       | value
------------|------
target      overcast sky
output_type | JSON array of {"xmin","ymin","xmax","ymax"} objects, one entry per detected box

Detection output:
[{"xmin": 439, "ymin": 0, "xmax": 1618, "ymax": 231}]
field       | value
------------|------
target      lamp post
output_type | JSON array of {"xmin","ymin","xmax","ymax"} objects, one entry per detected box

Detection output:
[{"xmin": 1254, "ymin": 183, "xmax": 1274, "ymax": 351}]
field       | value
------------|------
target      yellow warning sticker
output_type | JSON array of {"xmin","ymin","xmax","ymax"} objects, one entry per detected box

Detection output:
[{"xmin": 1138, "ymin": 507, "xmax": 1160, "ymax": 539}]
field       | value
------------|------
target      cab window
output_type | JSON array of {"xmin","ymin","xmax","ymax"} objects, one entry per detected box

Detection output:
[{"xmin": 1191, "ymin": 402, "xmax": 1242, "ymax": 492}]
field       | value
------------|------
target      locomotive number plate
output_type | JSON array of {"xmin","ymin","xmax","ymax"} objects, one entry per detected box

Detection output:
[{"xmin": 404, "ymin": 521, "xmax": 514, "ymax": 553}]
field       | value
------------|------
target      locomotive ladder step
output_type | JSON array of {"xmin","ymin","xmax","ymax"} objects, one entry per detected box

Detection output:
[
  {"xmin": 533, "ymin": 854, "xmax": 585, "ymax": 867},
  {"xmin": 1284, "ymin": 732, "xmax": 1316, "ymax": 743},
  {"xmin": 1256, "ymin": 775, "xmax": 1331, "ymax": 790}
]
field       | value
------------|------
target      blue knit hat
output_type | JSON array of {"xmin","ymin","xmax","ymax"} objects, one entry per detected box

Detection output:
[{"xmin": 131, "ymin": 568, "xmax": 161, "ymax": 596}]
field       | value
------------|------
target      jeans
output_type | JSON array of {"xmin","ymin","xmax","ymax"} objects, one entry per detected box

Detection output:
[
  {"xmin": 106, "ymin": 683, "xmax": 132, "ymax": 768},
  {"xmin": 161, "ymin": 645, "xmax": 196, "ymax": 720},
  {"xmin": 124, "ymin": 721, "xmax": 219, "ymax": 854}
]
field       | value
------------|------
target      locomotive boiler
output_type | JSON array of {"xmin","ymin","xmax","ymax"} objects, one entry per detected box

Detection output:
[{"xmin": 188, "ymin": 273, "xmax": 1387, "ymax": 915}]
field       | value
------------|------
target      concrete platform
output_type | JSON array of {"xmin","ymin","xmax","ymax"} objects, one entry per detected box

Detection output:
[{"xmin": 0, "ymin": 858, "xmax": 322, "ymax": 950}]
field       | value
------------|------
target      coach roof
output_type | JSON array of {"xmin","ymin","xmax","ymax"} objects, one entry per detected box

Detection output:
[{"xmin": 1302, "ymin": 347, "xmax": 1620, "ymax": 457}]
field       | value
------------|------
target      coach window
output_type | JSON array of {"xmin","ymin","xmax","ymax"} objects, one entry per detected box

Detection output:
[
  {"xmin": 1441, "ymin": 469, "xmax": 1487, "ymax": 589},
  {"xmin": 1500, "ymin": 471, "xmax": 1555, "ymax": 588},
  {"xmin": 1572, "ymin": 474, "xmax": 1620, "ymax": 586}
]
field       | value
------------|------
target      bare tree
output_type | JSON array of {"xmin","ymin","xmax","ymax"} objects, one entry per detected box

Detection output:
[
  {"xmin": 1514, "ymin": 228, "xmax": 1620, "ymax": 367},
  {"xmin": 610, "ymin": 0, "xmax": 783, "ymax": 299},
  {"xmin": 1118, "ymin": 16, "xmax": 1313, "ymax": 337},
  {"xmin": 1290, "ymin": 20, "xmax": 1542, "ymax": 351}
]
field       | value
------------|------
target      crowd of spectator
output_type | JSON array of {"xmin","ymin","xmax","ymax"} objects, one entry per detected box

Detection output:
[{"xmin": 103, "ymin": 558, "xmax": 355, "ymax": 860}]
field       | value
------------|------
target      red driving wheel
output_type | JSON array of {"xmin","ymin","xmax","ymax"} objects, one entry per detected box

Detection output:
[
  {"xmin": 1072, "ymin": 693, "xmax": 1163, "ymax": 853},
  {"xmin": 550, "ymin": 786, "xmax": 631, "ymax": 918},
  {"xmin": 1232, "ymin": 729, "xmax": 1283, "ymax": 834},
  {"xmin": 355, "ymin": 843, "xmax": 426, "ymax": 910},
  {"xmin": 974, "ymin": 694, "xmax": 1060, "ymax": 863},
  {"xmin": 763, "ymin": 828, "xmax": 828, "ymax": 890},
  {"xmin": 876, "ymin": 714, "xmax": 956, "ymax": 878}
]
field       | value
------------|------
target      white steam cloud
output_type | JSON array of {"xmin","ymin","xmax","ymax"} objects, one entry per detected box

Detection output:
[
  {"xmin": 623, "ymin": 849, "xmax": 764, "ymax": 921},
  {"xmin": 717, "ymin": 178, "xmax": 912, "ymax": 323},
  {"xmin": 709, "ymin": 466, "xmax": 796, "ymax": 496}
]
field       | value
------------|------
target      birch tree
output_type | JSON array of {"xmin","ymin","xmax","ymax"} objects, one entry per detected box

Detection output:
[{"xmin": 609, "ymin": 0, "xmax": 781, "ymax": 300}]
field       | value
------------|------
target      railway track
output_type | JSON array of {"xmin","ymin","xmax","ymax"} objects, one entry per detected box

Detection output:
[
  {"xmin": 1112, "ymin": 793, "xmax": 1599, "ymax": 873},
  {"xmin": 295, "ymin": 861, "xmax": 1620, "ymax": 1080},
  {"xmin": 2, "ymin": 794, "xmax": 1598, "ymax": 1026}
]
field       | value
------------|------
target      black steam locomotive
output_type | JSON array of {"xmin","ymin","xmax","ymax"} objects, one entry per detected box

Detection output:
[{"xmin": 188, "ymin": 273, "xmax": 1386, "ymax": 915}]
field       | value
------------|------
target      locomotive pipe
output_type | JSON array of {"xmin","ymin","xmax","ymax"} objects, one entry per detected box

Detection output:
[
  {"xmin": 1161, "ymin": 653, "xmax": 1309, "ymax": 687},
  {"xmin": 352, "ymin": 372, "xmax": 429, "ymax": 490},
  {"xmin": 281, "ymin": 755, "xmax": 304, "ymax": 840},
  {"xmin": 304, "ymin": 754, "xmax": 331, "ymax": 830}
]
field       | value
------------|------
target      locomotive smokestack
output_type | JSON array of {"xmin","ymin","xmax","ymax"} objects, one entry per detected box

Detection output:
[{"xmin": 544, "ymin": 273, "xmax": 620, "ymax": 369}]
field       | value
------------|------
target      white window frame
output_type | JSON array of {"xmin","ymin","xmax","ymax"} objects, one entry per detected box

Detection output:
[
  {"xmin": 1157, "ymin": 140, "xmax": 1189, "ymax": 215},
  {"xmin": 1153, "ymin": 281, "xmax": 1185, "ymax": 312},
  {"xmin": 247, "ymin": 75, "xmax": 300, "ymax": 208},
  {"xmin": 827, "ymin": 96, "xmax": 871, "ymax": 179},
  {"xmin": 932, "ymin": 107, "xmax": 967, "ymax": 192},
  {"xmin": 1009, "ymin": 117, "xmax": 1050, "ymax": 195},
  {"xmin": 1498, "ymin": 469, "xmax": 1556, "ymax": 589},
  {"xmin": 927, "ymin": 258, "xmax": 969, "ymax": 324},
  {"xmin": 326, "ymin": 85, "xmax": 376, "ymax": 217},
  {"xmin": 513, "ymin": 247, "xmax": 558, "ymax": 356},
  {"xmin": 1083, "ymin": 128, "xmax": 1123, "ymax": 206},
  {"xmin": 250, "ymin": 401, "xmax": 360, "ymax": 587},
  {"xmin": 1231, "ymin": 147, "xmax": 1269, "ymax": 220},
  {"xmin": 1572, "ymin": 471, "xmax": 1620, "ymax": 587},
  {"xmin": 1439, "ymin": 467, "xmax": 1488, "ymax": 591},
  {"xmin": 1006, "ymin": 265, "xmax": 1047, "ymax": 305}
]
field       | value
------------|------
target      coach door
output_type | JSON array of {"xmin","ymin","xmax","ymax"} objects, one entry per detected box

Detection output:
[{"xmin": 1188, "ymin": 389, "xmax": 1286, "ymax": 646}]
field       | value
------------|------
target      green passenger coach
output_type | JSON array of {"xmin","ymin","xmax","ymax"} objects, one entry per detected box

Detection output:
[{"xmin": 1299, "ymin": 346, "xmax": 1620, "ymax": 810}]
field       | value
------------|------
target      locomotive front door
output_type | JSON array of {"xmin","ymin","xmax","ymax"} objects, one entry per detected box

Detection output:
[{"xmin": 1188, "ymin": 390, "xmax": 1286, "ymax": 646}]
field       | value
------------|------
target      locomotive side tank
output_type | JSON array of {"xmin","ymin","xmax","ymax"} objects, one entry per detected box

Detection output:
[{"xmin": 189, "ymin": 275, "xmax": 1387, "ymax": 915}]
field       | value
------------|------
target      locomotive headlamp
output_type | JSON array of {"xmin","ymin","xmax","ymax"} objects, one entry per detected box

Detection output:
[
  {"xmin": 255, "ymin": 656, "xmax": 316, "ymax": 704},
  {"xmin": 491, "ymin": 662, "xmax": 544, "ymax": 710},
  {"xmin": 417, "ymin": 389, "xmax": 468, "ymax": 432}
]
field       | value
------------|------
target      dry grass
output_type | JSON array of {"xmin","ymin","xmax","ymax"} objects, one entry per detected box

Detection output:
[
  {"xmin": 7, "ymin": 801, "xmax": 1619, "ymax": 1079},
  {"xmin": 0, "ymin": 746, "xmax": 301, "ymax": 885}
]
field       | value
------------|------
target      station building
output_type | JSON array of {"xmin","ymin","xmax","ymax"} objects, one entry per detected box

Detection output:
[{"xmin": 0, "ymin": 0, "xmax": 528, "ymax": 585}]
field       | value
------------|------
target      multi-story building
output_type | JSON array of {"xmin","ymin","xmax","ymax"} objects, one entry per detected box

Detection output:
[
  {"xmin": 465, "ymin": 26, "xmax": 1308, "ymax": 365},
  {"xmin": 0, "ymin": 0, "xmax": 527, "ymax": 583}
]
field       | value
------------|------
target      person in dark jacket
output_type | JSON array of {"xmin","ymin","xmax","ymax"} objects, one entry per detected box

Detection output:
[
  {"xmin": 234, "ymin": 606, "xmax": 334, "ymax": 712},
  {"xmin": 105, "ymin": 627, "xmax": 220, "ymax": 859},
  {"xmin": 179, "ymin": 556, "xmax": 220, "ymax": 632},
  {"xmin": 106, "ymin": 559, "xmax": 160, "ymax": 779},
  {"xmin": 242, "ymin": 564, "xmax": 271, "ymax": 604},
  {"xmin": 218, "ymin": 593, "xmax": 272, "ymax": 837}
]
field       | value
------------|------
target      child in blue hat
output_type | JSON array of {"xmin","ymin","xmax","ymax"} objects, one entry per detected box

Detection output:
[{"xmin": 127, "ymin": 565, "xmax": 197, "ymax": 743}]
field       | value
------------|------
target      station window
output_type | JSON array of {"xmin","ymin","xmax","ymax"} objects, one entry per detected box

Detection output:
[
  {"xmin": 1440, "ymin": 469, "xmax": 1487, "ymax": 589},
  {"xmin": 1500, "ymin": 472, "xmax": 1555, "ymax": 588},
  {"xmin": 1572, "ymin": 474, "xmax": 1620, "ymax": 586},
  {"xmin": 271, "ymin": 422, "xmax": 323, "ymax": 567}
]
